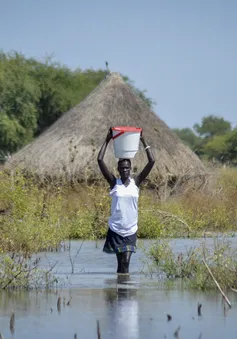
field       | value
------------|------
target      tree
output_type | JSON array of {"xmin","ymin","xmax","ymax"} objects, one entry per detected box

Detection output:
[
  {"xmin": 202, "ymin": 134, "xmax": 230, "ymax": 161},
  {"xmin": 193, "ymin": 115, "xmax": 231, "ymax": 138},
  {"xmin": 0, "ymin": 52, "xmax": 39, "ymax": 154},
  {"xmin": 0, "ymin": 51, "xmax": 154, "ymax": 155},
  {"xmin": 29, "ymin": 59, "xmax": 107, "ymax": 135},
  {"xmin": 225, "ymin": 128, "xmax": 237, "ymax": 164},
  {"xmin": 172, "ymin": 128, "xmax": 202, "ymax": 152}
]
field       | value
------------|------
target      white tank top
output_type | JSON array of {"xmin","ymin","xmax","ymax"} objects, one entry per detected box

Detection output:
[{"xmin": 108, "ymin": 178, "xmax": 139, "ymax": 237}]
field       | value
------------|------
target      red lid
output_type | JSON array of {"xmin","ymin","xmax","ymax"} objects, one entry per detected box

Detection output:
[{"xmin": 112, "ymin": 126, "xmax": 142, "ymax": 132}]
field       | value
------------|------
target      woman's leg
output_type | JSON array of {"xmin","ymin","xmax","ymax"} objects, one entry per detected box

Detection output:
[
  {"xmin": 116, "ymin": 253, "xmax": 122, "ymax": 273},
  {"xmin": 116, "ymin": 251, "xmax": 132, "ymax": 274}
]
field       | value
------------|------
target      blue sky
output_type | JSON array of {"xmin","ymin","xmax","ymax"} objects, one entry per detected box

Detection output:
[{"xmin": 1, "ymin": 0, "xmax": 237, "ymax": 128}]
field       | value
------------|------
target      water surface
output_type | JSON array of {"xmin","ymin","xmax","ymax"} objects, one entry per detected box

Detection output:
[{"xmin": 0, "ymin": 238, "xmax": 237, "ymax": 339}]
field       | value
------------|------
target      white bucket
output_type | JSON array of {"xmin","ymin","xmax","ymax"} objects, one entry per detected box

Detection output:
[{"xmin": 112, "ymin": 126, "xmax": 142, "ymax": 159}]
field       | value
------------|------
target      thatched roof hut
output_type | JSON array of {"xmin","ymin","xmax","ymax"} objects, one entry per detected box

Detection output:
[{"xmin": 5, "ymin": 72, "xmax": 206, "ymax": 196}]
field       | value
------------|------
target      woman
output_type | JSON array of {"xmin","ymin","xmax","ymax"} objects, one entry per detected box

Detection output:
[{"xmin": 97, "ymin": 128, "xmax": 155, "ymax": 274}]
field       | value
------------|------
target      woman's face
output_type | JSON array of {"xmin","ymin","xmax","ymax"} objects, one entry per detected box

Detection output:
[{"xmin": 118, "ymin": 160, "xmax": 131, "ymax": 179}]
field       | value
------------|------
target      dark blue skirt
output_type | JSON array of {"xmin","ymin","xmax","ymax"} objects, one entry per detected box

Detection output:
[{"xmin": 103, "ymin": 228, "xmax": 137, "ymax": 254}]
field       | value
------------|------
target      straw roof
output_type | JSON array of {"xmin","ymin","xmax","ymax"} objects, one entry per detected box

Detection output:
[{"xmin": 5, "ymin": 72, "xmax": 206, "ymax": 194}]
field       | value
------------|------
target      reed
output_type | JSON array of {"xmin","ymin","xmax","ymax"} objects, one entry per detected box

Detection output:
[{"xmin": 9, "ymin": 311, "xmax": 15, "ymax": 334}]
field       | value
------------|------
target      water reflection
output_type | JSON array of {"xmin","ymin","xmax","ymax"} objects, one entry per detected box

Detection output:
[
  {"xmin": 0, "ymin": 239, "xmax": 237, "ymax": 338},
  {"xmin": 104, "ymin": 275, "xmax": 139, "ymax": 339}
]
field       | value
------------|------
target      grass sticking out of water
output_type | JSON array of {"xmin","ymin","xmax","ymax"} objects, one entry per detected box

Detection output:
[{"xmin": 144, "ymin": 237, "xmax": 237, "ymax": 291}]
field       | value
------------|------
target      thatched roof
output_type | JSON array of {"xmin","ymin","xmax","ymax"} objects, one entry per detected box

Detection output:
[{"xmin": 5, "ymin": 72, "xmax": 206, "ymax": 194}]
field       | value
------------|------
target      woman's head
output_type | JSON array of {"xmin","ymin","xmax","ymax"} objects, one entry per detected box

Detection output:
[{"xmin": 117, "ymin": 159, "xmax": 131, "ymax": 180}]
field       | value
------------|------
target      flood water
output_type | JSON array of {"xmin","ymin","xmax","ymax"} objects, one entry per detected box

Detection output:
[{"xmin": 0, "ymin": 238, "xmax": 237, "ymax": 339}]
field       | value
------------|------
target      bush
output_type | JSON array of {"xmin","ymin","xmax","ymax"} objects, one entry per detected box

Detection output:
[
  {"xmin": 0, "ymin": 171, "xmax": 70, "ymax": 255},
  {"xmin": 145, "ymin": 237, "xmax": 237, "ymax": 291},
  {"xmin": 1, "ymin": 166, "xmax": 237, "ymax": 244}
]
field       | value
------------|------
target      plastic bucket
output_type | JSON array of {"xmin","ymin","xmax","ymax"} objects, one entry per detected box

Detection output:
[{"xmin": 112, "ymin": 126, "xmax": 142, "ymax": 159}]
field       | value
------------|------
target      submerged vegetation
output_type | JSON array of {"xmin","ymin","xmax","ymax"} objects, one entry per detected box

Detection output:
[
  {"xmin": 0, "ymin": 171, "xmax": 69, "ymax": 289},
  {"xmin": 66, "ymin": 165, "xmax": 237, "ymax": 239},
  {"xmin": 144, "ymin": 237, "xmax": 237, "ymax": 292},
  {"xmin": 1, "ymin": 166, "xmax": 237, "ymax": 243},
  {"xmin": 0, "ymin": 165, "xmax": 237, "ymax": 290}
]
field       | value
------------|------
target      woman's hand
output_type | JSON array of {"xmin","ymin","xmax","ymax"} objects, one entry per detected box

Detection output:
[
  {"xmin": 98, "ymin": 127, "xmax": 116, "ymax": 188},
  {"xmin": 106, "ymin": 127, "xmax": 112, "ymax": 143},
  {"xmin": 140, "ymin": 132, "xmax": 145, "ymax": 145},
  {"xmin": 134, "ymin": 130, "xmax": 155, "ymax": 187}
]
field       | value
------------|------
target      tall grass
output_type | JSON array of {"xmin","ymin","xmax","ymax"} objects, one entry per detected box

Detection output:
[
  {"xmin": 0, "ymin": 166, "xmax": 237, "ymax": 248},
  {"xmin": 0, "ymin": 171, "xmax": 69, "ymax": 289},
  {"xmin": 0, "ymin": 171, "xmax": 70, "ymax": 255},
  {"xmin": 0, "ymin": 166, "xmax": 237, "ymax": 289},
  {"xmin": 144, "ymin": 237, "xmax": 237, "ymax": 291},
  {"xmin": 138, "ymin": 167, "xmax": 237, "ymax": 238}
]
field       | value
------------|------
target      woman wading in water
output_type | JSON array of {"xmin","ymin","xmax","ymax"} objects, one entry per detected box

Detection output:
[{"xmin": 97, "ymin": 128, "xmax": 155, "ymax": 275}]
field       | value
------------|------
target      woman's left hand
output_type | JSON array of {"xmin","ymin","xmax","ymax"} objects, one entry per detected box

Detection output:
[
  {"xmin": 140, "ymin": 134, "xmax": 145, "ymax": 144},
  {"xmin": 106, "ymin": 127, "xmax": 112, "ymax": 143}
]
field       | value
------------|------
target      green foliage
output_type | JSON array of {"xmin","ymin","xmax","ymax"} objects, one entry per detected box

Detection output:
[
  {"xmin": 138, "ymin": 207, "xmax": 163, "ymax": 238},
  {"xmin": 60, "ymin": 167, "xmax": 237, "ymax": 240},
  {"xmin": 1, "ymin": 50, "xmax": 236, "ymax": 166},
  {"xmin": 0, "ymin": 170, "xmax": 72, "ymax": 289},
  {"xmin": 0, "ymin": 171, "xmax": 70, "ymax": 255},
  {"xmin": 196, "ymin": 128, "xmax": 237, "ymax": 163},
  {"xmin": 0, "ymin": 254, "xmax": 57, "ymax": 290},
  {"xmin": 67, "ymin": 185, "xmax": 110, "ymax": 239},
  {"xmin": 172, "ymin": 128, "xmax": 202, "ymax": 151},
  {"xmin": 1, "ymin": 167, "xmax": 237, "ymax": 247},
  {"xmin": 174, "ymin": 115, "xmax": 236, "ymax": 164},
  {"xmin": 0, "ymin": 167, "xmax": 237, "ymax": 289},
  {"xmin": 0, "ymin": 52, "xmax": 40, "ymax": 153},
  {"xmin": 0, "ymin": 51, "xmax": 154, "ymax": 156},
  {"xmin": 193, "ymin": 115, "xmax": 231, "ymax": 138},
  {"xmin": 202, "ymin": 134, "xmax": 230, "ymax": 162},
  {"xmin": 31, "ymin": 60, "xmax": 107, "ymax": 134},
  {"xmin": 225, "ymin": 128, "xmax": 237, "ymax": 164},
  {"xmin": 160, "ymin": 196, "xmax": 234, "ymax": 235},
  {"xmin": 146, "ymin": 238, "xmax": 237, "ymax": 291}
]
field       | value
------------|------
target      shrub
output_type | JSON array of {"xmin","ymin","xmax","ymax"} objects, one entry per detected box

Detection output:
[
  {"xmin": 0, "ymin": 171, "xmax": 69, "ymax": 255},
  {"xmin": 145, "ymin": 237, "xmax": 237, "ymax": 291}
]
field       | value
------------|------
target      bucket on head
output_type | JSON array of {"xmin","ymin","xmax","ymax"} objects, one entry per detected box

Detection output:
[{"xmin": 112, "ymin": 126, "xmax": 142, "ymax": 159}]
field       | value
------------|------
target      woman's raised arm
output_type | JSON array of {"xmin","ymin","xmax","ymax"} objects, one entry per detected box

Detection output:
[
  {"xmin": 97, "ymin": 128, "xmax": 116, "ymax": 188},
  {"xmin": 135, "ymin": 134, "xmax": 155, "ymax": 187}
]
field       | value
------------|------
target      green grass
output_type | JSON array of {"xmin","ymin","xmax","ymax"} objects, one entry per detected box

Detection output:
[
  {"xmin": 143, "ymin": 237, "xmax": 237, "ymax": 291},
  {"xmin": 0, "ymin": 167, "xmax": 237, "ymax": 290},
  {"xmin": 1, "ymin": 167, "xmax": 237, "ymax": 250}
]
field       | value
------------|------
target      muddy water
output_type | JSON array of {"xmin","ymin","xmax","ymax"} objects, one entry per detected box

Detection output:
[{"xmin": 0, "ymin": 238, "xmax": 237, "ymax": 339}]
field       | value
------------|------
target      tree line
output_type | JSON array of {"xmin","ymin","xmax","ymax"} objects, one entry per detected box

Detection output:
[
  {"xmin": 0, "ymin": 51, "xmax": 154, "ymax": 161},
  {"xmin": 0, "ymin": 52, "xmax": 236, "ymax": 165},
  {"xmin": 173, "ymin": 115, "xmax": 237, "ymax": 164}
]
